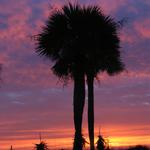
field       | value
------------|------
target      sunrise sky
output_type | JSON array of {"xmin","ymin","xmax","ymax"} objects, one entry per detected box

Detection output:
[{"xmin": 0, "ymin": 0, "xmax": 150, "ymax": 149}]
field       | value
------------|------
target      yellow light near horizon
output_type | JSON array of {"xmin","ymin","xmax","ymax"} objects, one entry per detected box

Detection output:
[
  {"xmin": 1, "ymin": 126, "xmax": 150, "ymax": 150},
  {"xmin": 108, "ymin": 135, "xmax": 150, "ymax": 147},
  {"xmin": 1, "ymin": 135, "xmax": 150, "ymax": 150}
]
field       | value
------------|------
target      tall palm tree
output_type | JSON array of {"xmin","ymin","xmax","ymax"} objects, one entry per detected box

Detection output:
[{"xmin": 36, "ymin": 3, "xmax": 124, "ymax": 150}]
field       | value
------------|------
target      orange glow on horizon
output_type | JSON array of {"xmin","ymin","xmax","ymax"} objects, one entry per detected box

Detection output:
[
  {"xmin": 1, "ymin": 135, "xmax": 150, "ymax": 150},
  {"xmin": 1, "ymin": 126, "xmax": 150, "ymax": 150}
]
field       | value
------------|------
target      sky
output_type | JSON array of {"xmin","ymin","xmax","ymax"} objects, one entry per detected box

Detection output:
[{"xmin": 0, "ymin": 0, "xmax": 150, "ymax": 149}]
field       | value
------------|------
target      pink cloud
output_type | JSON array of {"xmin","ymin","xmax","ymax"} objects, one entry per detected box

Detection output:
[
  {"xmin": 120, "ymin": 30, "xmax": 136, "ymax": 43},
  {"xmin": 134, "ymin": 19, "xmax": 150, "ymax": 39},
  {"xmin": 97, "ymin": 0, "xmax": 127, "ymax": 13}
]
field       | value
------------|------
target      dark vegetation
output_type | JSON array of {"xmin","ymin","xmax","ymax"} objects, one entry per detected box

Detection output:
[
  {"xmin": 127, "ymin": 145, "xmax": 150, "ymax": 150},
  {"xmin": 35, "ymin": 141, "xmax": 49, "ymax": 150},
  {"xmin": 35, "ymin": 3, "xmax": 124, "ymax": 150}
]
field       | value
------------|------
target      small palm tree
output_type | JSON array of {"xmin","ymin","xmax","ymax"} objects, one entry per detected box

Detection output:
[
  {"xmin": 35, "ymin": 141, "xmax": 49, "ymax": 150},
  {"xmin": 36, "ymin": 3, "xmax": 124, "ymax": 150},
  {"xmin": 96, "ymin": 134, "xmax": 110, "ymax": 150}
]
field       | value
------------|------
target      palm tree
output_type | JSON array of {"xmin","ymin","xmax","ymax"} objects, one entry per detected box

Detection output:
[
  {"xmin": 36, "ymin": 3, "xmax": 124, "ymax": 150},
  {"xmin": 35, "ymin": 141, "xmax": 49, "ymax": 150}
]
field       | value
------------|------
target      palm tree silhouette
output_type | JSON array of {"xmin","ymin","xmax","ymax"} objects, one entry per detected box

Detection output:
[
  {"xmin": 36, "ymin": 3, "xmax": 124, "ymax": 150},
  {"xmin": 35, "ymin": 141, "xmax": 48, "ymax": 150}
]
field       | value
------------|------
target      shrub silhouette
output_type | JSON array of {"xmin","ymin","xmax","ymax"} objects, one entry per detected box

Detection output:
[{"xmin": 127, "ymin": 145, "xmax": 150, "ymax": 150}]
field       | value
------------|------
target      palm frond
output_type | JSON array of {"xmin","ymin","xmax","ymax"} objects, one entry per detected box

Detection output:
[{"xmin": 35, "ymin": 3, "xmax": 125, "ymax": 80}]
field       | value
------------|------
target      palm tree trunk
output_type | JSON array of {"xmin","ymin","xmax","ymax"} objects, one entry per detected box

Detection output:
[
  {"xmin": 87, "ymin": 74, "xmax": 95, "ymax": 150},
  {"xmin": 73, "ymin": 73, "xmax": 85, "ymax": 150}
]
